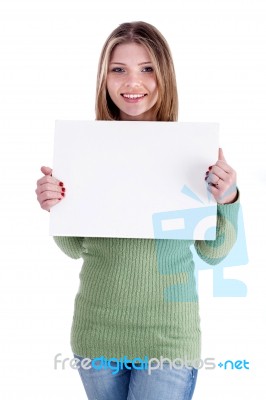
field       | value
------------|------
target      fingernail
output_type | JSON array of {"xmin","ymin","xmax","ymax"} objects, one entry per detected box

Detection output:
[
  {"xmin": 61, "ymin": 192, "xmax": 65, "ymax": 196},
  {"xmin": 61, "ymin": 187, "xmax": 66, "ymax": 192},
  {"xmin": 59, "ymin": 182, "xmax": 64, "ymax": 187},
  {"xmin": 208, "ymin": 166, "xmax": 212, "ymax": 170}
]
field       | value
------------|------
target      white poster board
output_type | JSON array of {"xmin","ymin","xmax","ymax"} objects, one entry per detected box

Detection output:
[{"xmin": 49, "ymin": 121, "xmax": 219, "ymax": 239}]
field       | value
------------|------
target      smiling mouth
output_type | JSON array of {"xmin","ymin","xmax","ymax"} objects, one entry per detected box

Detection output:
[{"xmin": 121, "ymin": 93, "xmax": 147, "ymax": 99}]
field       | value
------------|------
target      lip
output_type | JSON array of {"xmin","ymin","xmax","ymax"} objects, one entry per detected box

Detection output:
[{"xmin": 121, "ymin": 93, "xmax": 147, "ymax": 103}]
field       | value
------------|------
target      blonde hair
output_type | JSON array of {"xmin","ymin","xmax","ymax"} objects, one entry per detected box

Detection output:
[{"xmin": 95, "ymin": 21, "xmax": 178, "ymax": 121}]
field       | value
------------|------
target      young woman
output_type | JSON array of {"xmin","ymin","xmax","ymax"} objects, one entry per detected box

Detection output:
[{"xmin": 36, "ymin": 21, "xmax": 239, "ymax": 400}]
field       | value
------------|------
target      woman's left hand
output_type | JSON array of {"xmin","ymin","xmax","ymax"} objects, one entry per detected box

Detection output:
[{"xmin": 205, "ymin": 148, "xmax": 238, "ymax": 204}]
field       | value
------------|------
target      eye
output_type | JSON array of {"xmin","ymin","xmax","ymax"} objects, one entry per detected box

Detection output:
[
  {"xmin": 142, "ymin": 66, "xmax": 154, "ymax": 72},
  {"xmin": 111, "ymin": 67, "xmax": 125, "ymax": 73}
]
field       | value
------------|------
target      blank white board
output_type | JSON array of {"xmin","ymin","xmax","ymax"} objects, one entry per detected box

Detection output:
[{"xmin": 49, "ymin": 121, "xmax": 219, "ymax": 239}]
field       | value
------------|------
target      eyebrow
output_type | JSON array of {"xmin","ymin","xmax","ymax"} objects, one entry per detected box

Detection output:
[{"xmin": 109, "ymin": 61, "xmax": 152, "ymax": 65}]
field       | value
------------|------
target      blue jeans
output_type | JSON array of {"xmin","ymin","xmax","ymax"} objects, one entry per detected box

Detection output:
[{"xmin": 73, "ymin": 354, "xmax": 198, "ymax": 400}]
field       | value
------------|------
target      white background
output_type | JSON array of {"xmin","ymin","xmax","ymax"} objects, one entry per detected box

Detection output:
[{"xmin": 0, "ymin": 0, "xmax": 265, "ymax": 398}]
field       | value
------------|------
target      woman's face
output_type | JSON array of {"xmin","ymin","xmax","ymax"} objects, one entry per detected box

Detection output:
[{"xmin": 107, "ymin": 43, "xmax": 159, "ymax": 121}]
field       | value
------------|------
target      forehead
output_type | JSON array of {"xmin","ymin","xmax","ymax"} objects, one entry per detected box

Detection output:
[{"xmin": 110, "ymin": 42, "xmax": 152, "ymax": 62}]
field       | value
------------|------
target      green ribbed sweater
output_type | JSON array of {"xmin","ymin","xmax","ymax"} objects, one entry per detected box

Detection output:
[{"xmin": 54, "ymin": 201, "xmax": 239, "ymax": 364}]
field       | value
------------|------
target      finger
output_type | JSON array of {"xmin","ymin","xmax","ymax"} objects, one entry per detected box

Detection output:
[
  {"xmin": 215, "ymin": 160, "xmax": 233, "ymax": 174},
  {"xmin": 37, "ymin": 175, "xmax": 63, "ymax": 187},
  {"xmin": 38, "ymin": 190, "xmax": 65, "ymax": 204},
  {"xmin": 41, "ymin": 166, "xmax": 53, "ymax": 176},
  {"xmin": 208, "ymin": 166, "xmax": 228, "ymax": 182},
  {"xmin": 207, "ymin": 181, "xmax": 224, "ymax": 196},
  {"xmin": 206, "ymin": 173, "xmax": 219, "ymax": 185},
  {"xmin": 207, "ymin": 176, "xmax": 225, "ymax": 190},
  {"xmin": 218, "ymin": 147, "xmax": 226, "ymax": 162},
  {"xmin": 41, "ymin": 198, "xmax": 62, "ymax": 212},
  {"xmin": 36, "ymin": 182, "xmax": 65, "ymax": 195}
]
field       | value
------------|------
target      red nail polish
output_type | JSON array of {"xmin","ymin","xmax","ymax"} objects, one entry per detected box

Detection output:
[
  {"xmin": 61, "ymin": 192, "xmax": 65, "ymax": 196},
  {"xmin": 59, "ymin": 182, "xmax": 64, "ymax": 187},
  {"xmin": 208, "ymin": 166, "xmax": 212, "ymax": 170},
  {"xmin": 62, "ymin": 187, "xmax": 66, "ymax": 192}
]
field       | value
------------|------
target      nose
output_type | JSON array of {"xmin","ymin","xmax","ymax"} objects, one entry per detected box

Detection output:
[{"xmin": 125, "ymin": 71, "xmax": 142, "ymax": 88}]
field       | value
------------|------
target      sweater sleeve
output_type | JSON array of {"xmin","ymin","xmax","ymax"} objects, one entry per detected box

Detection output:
[
  {"xmin": 53, "ymin": 236, "xmax": 84, "ymax": 259},
  {"xmin": 194, "ymin": 193, "xmax": 240, "ymax": 265}
]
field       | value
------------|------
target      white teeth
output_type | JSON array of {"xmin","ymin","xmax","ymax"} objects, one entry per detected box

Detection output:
[{"xmin": 122, "ymin": 94, "xmax": 145, "ymax": 99}]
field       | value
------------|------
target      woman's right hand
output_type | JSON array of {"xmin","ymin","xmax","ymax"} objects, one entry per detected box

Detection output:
[{"xmin": 35, "ymin": 166, "xmax": 65, "ymax": 212}]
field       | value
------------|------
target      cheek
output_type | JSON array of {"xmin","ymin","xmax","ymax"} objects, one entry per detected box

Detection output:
[
  {"xmin": 107, "ymin": 75, "xmax": 122, "ymax": 94},
  {"xmin": 149, "ymin": 82, "xmax": 158, "ymax": 101},
  {"xmin": 106, "ymin": 78, "xmax": 121, "ymax": 107},
  {"xmin": 147, "ymin": 77, "xmax": 158, "ymax": 94}
]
